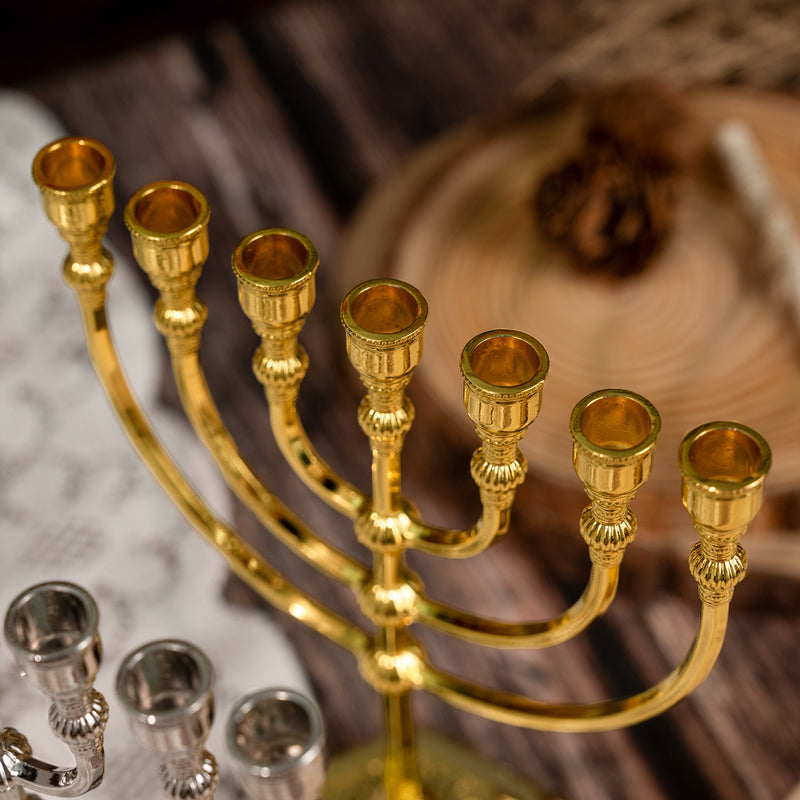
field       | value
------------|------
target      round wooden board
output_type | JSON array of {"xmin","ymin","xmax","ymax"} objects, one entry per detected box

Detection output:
[{"xmin": 338, "ymin": 86, "xmax": 800, "ymax": 585}]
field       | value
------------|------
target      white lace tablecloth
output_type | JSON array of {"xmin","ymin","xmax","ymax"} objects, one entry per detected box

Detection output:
[{"xmin": 0, "ymin": 91, "xmax": 308, "ymax": 800}]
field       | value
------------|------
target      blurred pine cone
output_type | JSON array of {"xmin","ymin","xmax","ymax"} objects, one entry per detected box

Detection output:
[{"xmin": 533, "ymin": 81, "xmax": 701, "ymax": 278}]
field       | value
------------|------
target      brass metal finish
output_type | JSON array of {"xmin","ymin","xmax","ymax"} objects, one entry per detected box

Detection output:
[
  {"xmin": 680, "ymin": 421, "xmax": 770, "ymax": 606},
  {"xmin": 233, "ymin": 229, "xmax": 367, "ymax": 519},
  {"xmin": 33, "ymin": 137, "xmax": 772, "ymax": 800}
]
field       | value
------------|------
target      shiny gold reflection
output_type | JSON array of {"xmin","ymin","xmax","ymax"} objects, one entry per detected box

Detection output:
[
  {"xmin": 133, "ymin": 186, "xmax": 202, "ymax": 235},
  {"xmin": 688, "ymin": 427, "xmax": 764, "ymax": 483},
  {"xmin": 350, "ymin": 284, "xmax": 421, "ymax": 335},
  {"xmin": 469, "ymin": 335, "xmax": 539, "ymax": 388},
  {"xmin": 580, "ymin": 395, "xmax": 654, "ymax": 451}
]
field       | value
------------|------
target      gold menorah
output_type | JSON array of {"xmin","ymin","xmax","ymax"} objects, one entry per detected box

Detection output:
[{"xmin": 30, "ymin": 135, "xmax": 771, "ymax": 800}]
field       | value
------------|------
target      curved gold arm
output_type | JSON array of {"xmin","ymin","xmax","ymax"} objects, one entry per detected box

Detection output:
[
  {"xmin": 119, "ymin": 183, "xmax": 369, "ymax": 590},
  {"xmin": 170, "ymin": 352, "xmax": 369, "ymax": 589},
  {"xmin": 420, "ymin": 600, "xmax": 729, "ymax": 732},
  {"xmin": 419, "ymin": 419, "xmax": 771, "ymax": 729},
  {"xmin": 414, "ymin": 562, "xmax": 618, "ymax": 647},
  {"xmin": 403, "ymin": 507, "xmax": 510, "ymax": 558},
  {"xmin": 409, "ymin": 390, "xmax": 660, "ymax": 644},
  {"xmin": 32, "ymin": 137, "xmax": 369, "ymax": 658},
  {"xmin": 267, "ymin": 394, "xmax": 367, "ymax": 519},
  {"xmin": 231, "ymin": 229, "xmax": 368, "ymax": 519},
  {"xmin": 75, "ymin": 289, "xmax": 369, "ymax": 656}
]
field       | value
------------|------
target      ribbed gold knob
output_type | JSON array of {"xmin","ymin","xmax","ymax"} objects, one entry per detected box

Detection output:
[{"xmin": 680, "ymin": 421, "xmax": 770, "ymax": 603}]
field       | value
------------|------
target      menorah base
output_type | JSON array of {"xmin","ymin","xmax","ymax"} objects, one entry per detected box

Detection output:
[{"xmin": 324, "ymin": 731, "xmax": 561, "ymax": 800}]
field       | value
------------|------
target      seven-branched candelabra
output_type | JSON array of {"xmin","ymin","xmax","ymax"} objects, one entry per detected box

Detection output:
[{"xmin": 16, "ymin": 135, "xmax": 773, "ymax": 800}]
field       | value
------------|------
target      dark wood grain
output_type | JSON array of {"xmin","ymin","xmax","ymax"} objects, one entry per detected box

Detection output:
[{"xmin": 18, "ymin": 2, "xmax": 800, "ymax": 798}]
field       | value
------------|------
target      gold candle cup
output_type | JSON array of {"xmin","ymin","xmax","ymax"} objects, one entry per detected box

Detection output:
[
  {"xmin": 125, "ymin": 181, "xmax": 210, "ymax": 286},
  {"xmin": 232, "ymin": 229, "xmax": 318, "ymax": 337},
  {"xmin": 461, "ymin": 330, "xmax": 549, "ymax": 434},
  {"xmin": 679, "ymin": 421, "xmax": 771, "ymax": 532},
  {"xmin": 32, "ymin": 137, "xmax": 115, "ymax": 236},
  {"xmin": 570, "ymin": 389, "xmax": 661, "ymax": 497},
  {"xmin": 340, "ymin": 279, "xmax": 428, "ymax": 384}
]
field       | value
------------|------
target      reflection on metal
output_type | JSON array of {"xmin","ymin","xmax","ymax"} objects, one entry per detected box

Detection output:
[{"xmin": 30, "ymin": 136, "xmax": 771, "ymax": 800}]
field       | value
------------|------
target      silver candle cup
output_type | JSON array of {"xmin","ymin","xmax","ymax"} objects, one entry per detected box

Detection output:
[{"xmin": 226, "ymin": 688, "xmax": 325, "ymax": 800}]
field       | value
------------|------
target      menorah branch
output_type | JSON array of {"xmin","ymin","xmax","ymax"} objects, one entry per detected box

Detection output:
[
  {"xmin": 268, "ymin": 398, "xmax": 368, "ymax": 518},
  {"xmin": 231, "ymin": 229, "xmax": 368, "ymax": 520},
  {"xmin": 119, "ymin": 190, "xmax": 372, "ymax": 588},
  {"xmin": 173, "ymin": 346, "xmax": 367, "ymax": 587},
  {"xmin": 421, "ymin": 600, "xmax": 731, "ymax": 733},
  {"xmin": 414, "ymin": 562, "xmax": 619, "ymax": 648}
]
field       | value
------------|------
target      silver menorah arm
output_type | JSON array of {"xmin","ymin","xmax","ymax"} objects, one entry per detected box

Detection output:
[{"xmin": 1, "ymin": 583, "xmax": 108, "ymax": 798}]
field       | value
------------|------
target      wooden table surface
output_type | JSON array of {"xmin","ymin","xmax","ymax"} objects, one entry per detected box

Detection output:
[{"xmin": 10, "ymin": 2, "xmax": 800, "ymax": 799}]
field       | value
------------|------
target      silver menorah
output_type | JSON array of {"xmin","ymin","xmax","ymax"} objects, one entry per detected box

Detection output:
[{"xmin": 2, "ymin": 581, "xmax": 326, "ymax": 800}]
